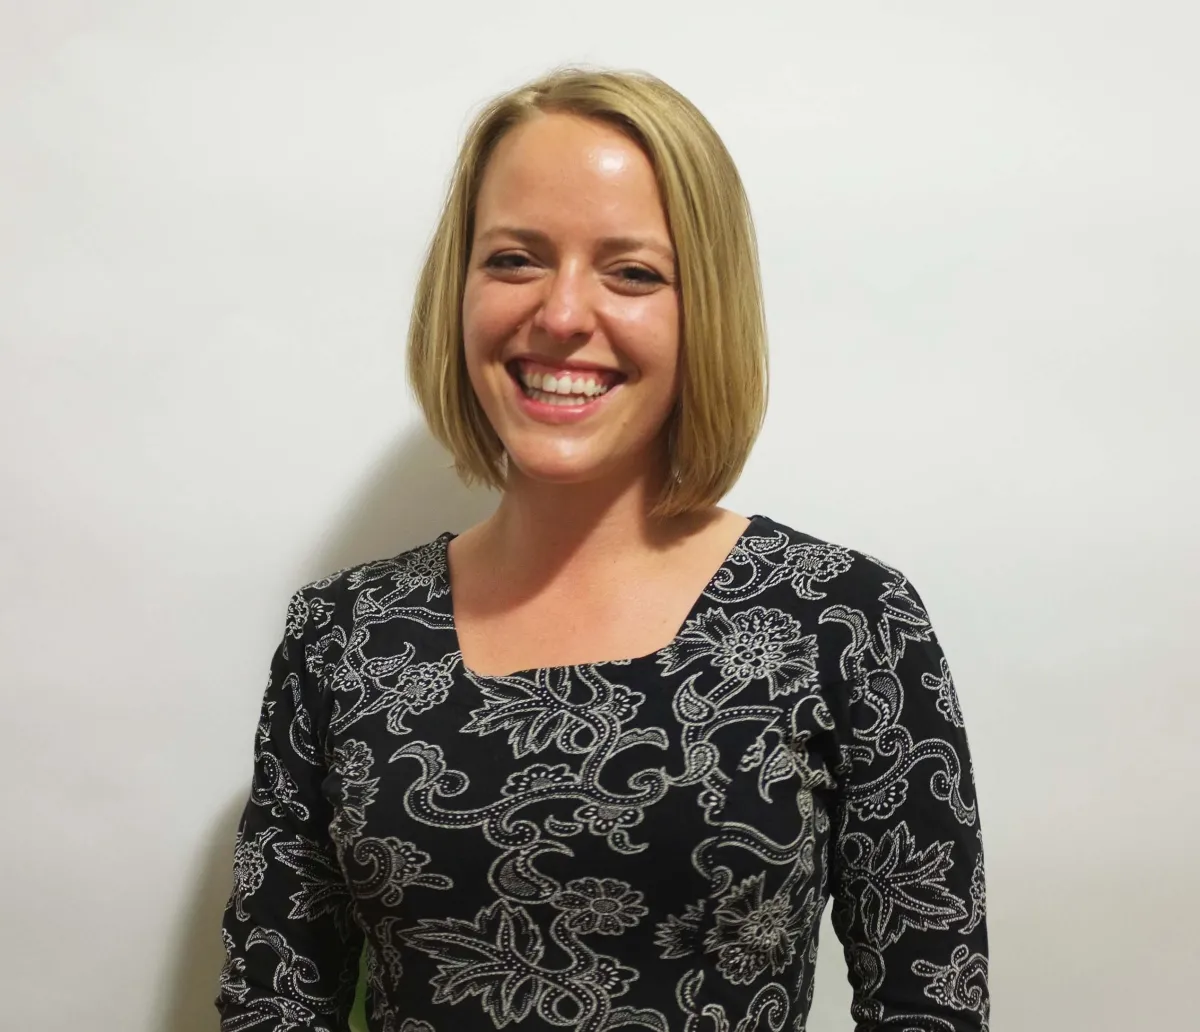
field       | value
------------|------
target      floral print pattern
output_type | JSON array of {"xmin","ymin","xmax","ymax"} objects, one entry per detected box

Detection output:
[
  {"xmin": 553, "ymin": 878, "xmax": 649, "ymax": 936},
  {"xmin": 217, "ymin": 515, "xmax": 988, "ymax": 1031},
  {"xmin": 703, "ymin": 875, "xmax": 815, "ymax": 984},
  {"xmin": 659, "ymin": 606, "xmax": 820, "ymax": 698}
]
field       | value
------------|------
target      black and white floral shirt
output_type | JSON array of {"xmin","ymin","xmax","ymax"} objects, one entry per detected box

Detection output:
[{"xmin": 217, "ymin": 514, "xmax": 989, "ymax": 1031}]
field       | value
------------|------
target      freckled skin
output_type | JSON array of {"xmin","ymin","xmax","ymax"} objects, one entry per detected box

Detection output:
[{"xmin": 462, "ymin": 113, "xmax": 681, "ymax": 486}]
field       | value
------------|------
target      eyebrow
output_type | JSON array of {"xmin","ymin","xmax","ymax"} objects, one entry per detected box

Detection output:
[{"xmin": 477, "ymin": 226, "xmax": 676, "ymax": 263}]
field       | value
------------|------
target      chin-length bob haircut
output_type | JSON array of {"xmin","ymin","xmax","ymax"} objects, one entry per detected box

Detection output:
[{"xmin": 406, "ymin": 67, "xmax": 768, "ymax": 518}]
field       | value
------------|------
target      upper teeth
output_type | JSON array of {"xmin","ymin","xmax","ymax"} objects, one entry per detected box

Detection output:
[{"xmin": 518, "ymin": 369, "xmax": 611, "ymax": 397}]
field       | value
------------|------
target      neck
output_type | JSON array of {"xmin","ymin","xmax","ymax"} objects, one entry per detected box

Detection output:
[{"xmin": 475, "ymin": 455, "xmax": 695, "ymax": 590}]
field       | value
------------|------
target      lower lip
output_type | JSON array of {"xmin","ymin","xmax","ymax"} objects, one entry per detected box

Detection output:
[{"xmin": 510, "ymin": 375, "xmax": 619, "ymax": 423}]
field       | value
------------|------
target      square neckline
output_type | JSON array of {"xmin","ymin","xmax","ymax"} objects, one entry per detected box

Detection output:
[{"xmin": 441, "ymin": 513, "xmax": 766, "ymax": 680}]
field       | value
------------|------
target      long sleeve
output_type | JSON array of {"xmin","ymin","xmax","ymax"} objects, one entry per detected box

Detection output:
[
  {"xmin": 216, "ymin": 587, "xmax": 364, "ymax": 1031},
  {"xmin": 829, "ymin": 564, "xmax": 989, "ymax": 1031}
]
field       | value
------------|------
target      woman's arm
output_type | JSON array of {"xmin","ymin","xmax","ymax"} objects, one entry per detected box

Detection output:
[
  {"xmin": 829, "ymin": 563, "xmax": 989, "ymax": 1031},
  {"xmin": 216, "ymin": 587, "xmax": 364, "ymax": 1031}
]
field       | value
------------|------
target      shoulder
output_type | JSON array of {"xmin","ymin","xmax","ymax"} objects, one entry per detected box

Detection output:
[
  {"xmin": 286, "ymin": 532, "xmax": 456, "ymax": 628},
  {"xmin": 737, "ymin": 515, "xmax": 948, "ymax": 712},
  {"xmin": 742, "ymin": 513, "xmax": 926, "ymax": 615},
  {"xmin": 738, "ymin": 514, "xmax": 941, "ymax": 672}
]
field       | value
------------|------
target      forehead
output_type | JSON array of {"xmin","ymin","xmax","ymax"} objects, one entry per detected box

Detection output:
[{"xmin": 474, "ymin": 113, "xmax": 667, "ymax": 230}]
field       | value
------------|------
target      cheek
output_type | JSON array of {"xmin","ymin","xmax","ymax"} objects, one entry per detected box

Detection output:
[
  {"xmin": 608, "ymin": 297, "xmax": 681, "ymax": 379},
  {"xmin": 462, "ymin": 279, "xmax": 527, "ymax": 355},
  {"xmin": 460, "ymin": 281, "xmax": 488, "ymax": 359}
]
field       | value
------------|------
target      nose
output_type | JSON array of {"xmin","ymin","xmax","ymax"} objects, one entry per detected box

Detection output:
[{"xmin": 531, "ymin": 259, "xmax": 597, "ymax": 343}]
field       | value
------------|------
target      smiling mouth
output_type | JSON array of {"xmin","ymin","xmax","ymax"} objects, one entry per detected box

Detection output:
[{"xmin": 506, "ymin": 360, "xmax": 625, "ymax": 407}]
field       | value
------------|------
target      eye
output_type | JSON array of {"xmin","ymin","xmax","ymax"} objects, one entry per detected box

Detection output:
[
  {"xmin": 613, "ymin": 265, "xmax": 666, "ymax": 287},
  {"xmin": 484, "ymin": 252, "xmax": 536, "ymax": 271}
]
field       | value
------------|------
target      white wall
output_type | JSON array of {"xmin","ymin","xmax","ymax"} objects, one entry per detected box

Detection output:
[{"xmin": 2, "ymin": 2, "xmax": 1196, "ymax": 1029}]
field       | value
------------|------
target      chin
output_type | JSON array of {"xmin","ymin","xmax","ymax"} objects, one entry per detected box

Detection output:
[
  {"xmin": 507, "ymin": 455, "xmax": 605, "ymax": 485},
  {"xmin": 504, "ymin": 443, "xmax": 633, "ymax": 487}
]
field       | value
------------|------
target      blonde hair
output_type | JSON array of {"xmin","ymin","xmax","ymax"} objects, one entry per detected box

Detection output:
[{"xmin": 406, "ymin": 66, "xmax": 768, "ymax": 517}]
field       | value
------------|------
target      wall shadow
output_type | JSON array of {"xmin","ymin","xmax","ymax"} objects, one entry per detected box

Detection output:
[
  {"xmin": 305, "ymin": 428, "xmax": 499, "ymax": 582},
  {"xmin": 158, "ymin": 792, "xmax": 246, "ymax": 1032},
  {"xmin": 160, "ymin": 428, "xmax": 497, "ymax": 1031}
]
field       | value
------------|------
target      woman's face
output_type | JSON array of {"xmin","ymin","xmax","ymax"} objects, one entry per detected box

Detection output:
[{"xmin": 462, "ymin": 112, "xmax": 681, "ymax": 490}]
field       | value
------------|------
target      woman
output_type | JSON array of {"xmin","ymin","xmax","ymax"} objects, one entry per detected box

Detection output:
[{"xmin": 217, "ymin": 68, "xmax": 989, "ymax": 1031}]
